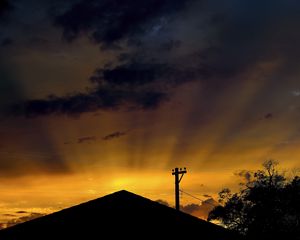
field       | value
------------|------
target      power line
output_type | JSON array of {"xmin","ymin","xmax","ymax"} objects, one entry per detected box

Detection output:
[
  {"xmin": 179, "ymin": 189, "xmax": 218, "ymax": 207},
  {"xmin": 179, "ymin": 189, "xmax": 204, "ymax": 202}
]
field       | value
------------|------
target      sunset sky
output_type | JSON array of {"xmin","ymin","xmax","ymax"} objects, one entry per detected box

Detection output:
[{"xmin": 1, "ymin": 0, "xmax": 300, "ymax": 225}]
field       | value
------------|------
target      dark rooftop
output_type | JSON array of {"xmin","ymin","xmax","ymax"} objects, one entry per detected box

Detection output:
[{"xmin": 0, "ymin": 190, "xmax": 241, "ymax": 239}]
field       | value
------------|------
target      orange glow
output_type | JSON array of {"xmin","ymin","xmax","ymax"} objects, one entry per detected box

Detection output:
[{"xmin": 1, "ymin": 62, "xmax": 300, "ymax": 225}]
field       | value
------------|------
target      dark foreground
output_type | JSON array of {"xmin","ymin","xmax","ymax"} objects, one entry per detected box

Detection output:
[{"xmin": 0, "ymin": 190, "xmax": 240, "ymax": 239}]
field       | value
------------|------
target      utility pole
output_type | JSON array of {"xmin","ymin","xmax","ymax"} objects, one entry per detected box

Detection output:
[{"xmin": 172, "ymin": 167, "xmax": 187, "ymax": 211}]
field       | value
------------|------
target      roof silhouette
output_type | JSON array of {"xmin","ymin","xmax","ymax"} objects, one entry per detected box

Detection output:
[{"xmin": 0, "ymin": 190, "xmax": 241, "ymax": 239}]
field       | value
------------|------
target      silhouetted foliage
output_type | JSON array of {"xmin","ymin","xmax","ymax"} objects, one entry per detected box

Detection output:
[{"xmin": 208, "ymin": 160, "xmax": 300, "ymax": 240}]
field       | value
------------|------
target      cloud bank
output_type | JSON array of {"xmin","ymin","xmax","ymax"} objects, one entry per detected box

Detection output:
[{"xmin": 11, "ymin": 0, "xmax": 300, "ymax": 117}]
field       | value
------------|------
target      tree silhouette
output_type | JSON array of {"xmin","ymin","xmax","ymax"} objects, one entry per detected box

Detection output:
[{"xmin": 208, "ymin": 160, "xmax": 300, "ymax": 240}]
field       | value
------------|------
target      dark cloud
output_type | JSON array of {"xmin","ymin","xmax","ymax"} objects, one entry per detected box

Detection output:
[
  {"xmin": 155, "ymin": 198, "xmax": 218, "ymax": 220},
  {"xmin": 64, "ymin": 130, "xmax": 127, "ymax": 145},
  {"xmin": 16, "ymin": 59, "xmax": 199, "ymax": 116},
  {"xmin": 54, "ymin": 0, "xmax": 191, "ymax": 49},
  {"xmin": 16, "ymin": 61, "xmax": 173, "ymax": 118},
  {"xmin": 15, "ymin": 211, "xmax": 27, "ymax": 214},
  {"xmin": 91, "ymin": 61, "xmax": 198, "ymax": 87},
  {"xmin": 14, "ymin": 0, "xmax": 300, "ymax": 117},
  {"xmin": 181, "ymin": 203, "xmax": 202, "ymax": 214},
  {"xmin": 203, "ymin": 194, "xmax": 212, "ymax": 198},
  {"xmin": 158, "ymin": 40, "xmax": 182, "ymax": 52},
  {"xmin": 27, "ymin": 37, "xmax": 48, "ymax": 48},
  {"xmin": 0, "ymin": 0, "xmax": 11, "ymax": 17},
  {"xmin": 15, "ymin": 87, "xmax": 167, "ymax": 117},
  {"xmin": 77, "ymin": 136, "xmax": 96, "ymax": 144},
  {"xmin": 1, "ymin": 37, "xmax": 13, "ymax": 47},
  {"xmin": 211, "ymin": 0, "xmax": 300, "ymax": 73},
  {"xmin": 181, "ymin": 198, "xmax": 218, "ymax": 220},
  {"xmin": 264, "ymin": 113, "xmax": 273, "ymax": 119},
  {"xmin": 103, "ymin": 131, "xmax": 126, "ymax": 141},
  {"xmin": 0, "ymin": 212, "xmax": 46, "ymax": 229},
  {"xmin": 91, "ymin": 63, "xmax": 169, "ymax": 87}
]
